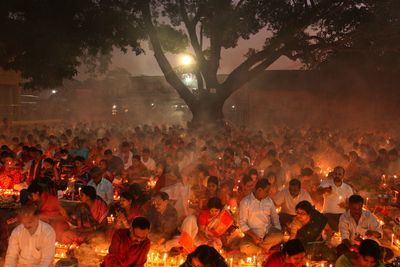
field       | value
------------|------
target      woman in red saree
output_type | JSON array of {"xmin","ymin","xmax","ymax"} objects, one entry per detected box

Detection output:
[
  {"xmin": 114, "ymin": 191, "xmax": 142, "ymax": 229},
  {"xmin": 263, "ymin": 239, "xmax": 306, "ymax": 267},
  {"xmin": 62, "ymin": 186, "xmax": 108, "ymax": 244}
]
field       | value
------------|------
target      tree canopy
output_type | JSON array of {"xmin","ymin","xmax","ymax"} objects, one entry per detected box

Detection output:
[{"xmin": 0, "ymin": 0, "xmax": 399, "ymax": 124}]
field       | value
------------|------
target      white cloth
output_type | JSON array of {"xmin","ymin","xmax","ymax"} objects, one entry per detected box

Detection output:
[
  {"xmin": 339, "ymin": 210, "xmax": 382, "ymax": 244},
  {"xmin": 141, "ymin": 157, "xmax": 156, "ymax": 171},
  {"xmin": 119, "ymin": 151, "xmax": 133, "ymax": 170},
  {"xmin": 273, "ymin": 188, "xmax": 313, "ymax": 216},
  {"xmin": 88, "ymin": 178, "xmax": 114, "ymax": 205},
  {"xmin": 320, "ymin": 179, "xmax": 353, "ymax": 214},
  {"xmin": 161, "ymin": 182, "xmax": 191, "ymax": 219},
  {"xmin": 5, "ymin": 220, "xmax": 56, "ymax": 267},
  {"xmin": 239, "ymin": 193, "xmax": 281, "ymax": 239}
]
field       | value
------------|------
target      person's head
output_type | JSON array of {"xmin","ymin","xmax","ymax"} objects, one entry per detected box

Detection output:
[
  {"xmin": 242, "ymin": 175, "xmax": 255, "ymax": 195},
  {"xmin": 130, "ymin": 217, "xmax": 150, "ymax": 245},
  {"xmin": 18, "ymin": 203, "xmax": 40, "ymax": 233},
  {"xmin": 282, "ymin": 239, "xmax": 306, "ymax": 266},
  {"xmin": 104, "ymin": 149, "xmax": 113, "ymax": 160},
  {"xmin": 99, "ymin": 159, "xmax": 108, "ymax": 171},
  {"xmin": 80, "ymin": 185, "xmax": 97, "ymax": 203},
  {"xmin": 300, "ymin": 168, "xmax": 313, "ymax": 179},
  {"xmin": 43, "ymin": 158, "xmax": 55, "ymax": 169},
  {"xmin": 248, "ymin": 168, "xmax": 258, "ymax": 181},
  {"xmin": 289, "ymin": 179, "xmax": 301, "ymax": 198},
  {"xmin": 120, "ymin": 141, "xmax": 130, "ymax": 153},
  {"xmin": 295, "ymin": 200, "xmax": 313, "ymax": 224},
  {"xmin": 152, "ymin": 191, "xmax": 169, "ymax": 214},
  {"xmin": 89, "ymin": 166, "xmax": 103, "ymax": 184},
  {"xmin": 27, "ymin": 182, "xmax": 43, "ymax": 202},
  {"xmin": 190, "ymin": 245, "xmax": 226, "ymax": 267},
  {"xmin": 74, "ymin": 156, "xmax": 85, "ymax": 168},
  {"xmin": 142, "ymin": 148, "xmax": 150, "ymax": 160},
  {"xmin": 120, "ymin": 191, "xmax": 134, "ymax": 210},
  {"xmin": 207, "ymin": 197, "xmax": 224, "ymax": 218},
  {"xmin": 265, "ymin": 172, "xmax": 277, "ymax": 185},
  {"xmin": 333, "ymin": 166, "xmax": 345, "ymax": 184},
  {"xmin": 356, "ymin": 239, "xmax": 382, "ymax": 267},
  {"xmin": 240, "ymin": 158, "xmax": 250, "ymax": 169},
  {"xmin": 348, "ymin": 194, "xmax": 364, "ymax": 219},
  {"xmin": 254, "ymin": 178, "xmax": 270, "ymax": 200},
  {"xmin": 132, "ymin": 155, "xmax": 141, "ymax": 166},
  {"xmin": 207, "ymin": 176, "xmax": 219, "ymax": 194}
]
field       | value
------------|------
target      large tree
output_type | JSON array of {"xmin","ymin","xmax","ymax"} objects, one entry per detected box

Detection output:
[{"xmin": 1, "ymin": 0, "xmax": 398, "ymax": 126}]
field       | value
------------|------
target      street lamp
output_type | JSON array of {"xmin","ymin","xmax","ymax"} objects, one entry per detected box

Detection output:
[{"xmin": 180, "ymin": 54, "xmax": 194, "ymax": 66}]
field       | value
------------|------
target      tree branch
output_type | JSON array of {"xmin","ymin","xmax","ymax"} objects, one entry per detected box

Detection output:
[{"xmin": 141, "ymin": 1, "xmax": 196, "ymax": 106}]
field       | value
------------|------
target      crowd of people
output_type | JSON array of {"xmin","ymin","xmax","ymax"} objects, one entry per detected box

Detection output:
[{"xmin": 0, "ymin": 121, "xmax": 399, "ymax": 267}]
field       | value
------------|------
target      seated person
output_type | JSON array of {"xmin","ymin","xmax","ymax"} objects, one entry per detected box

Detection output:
[
  {"xmin": 87, "ymin": 166, "xmax": 114, "ymax": 205},
  {"xmin": 102, "ymin": 217, "xmax": 151, "ymax": 267},
  {"xmin": 339, "ymin": 195, "xmax": 382, "ymax": 249},
  {"xmin": 181, "ymin": 245, "xmax": 228, "ymax": 267},
  {"xmin": 145, "ymin": 191, "xmax": 179, "ymax": 249},
  {"xmin": 239, "ymin": 178, "xmax": 283, "ymax": 256},
  {"xmin": 336, "ymin": 239, "xmax": 385, "ymax": 267},
  {"xmin": 263, "ymin": 239, "xmax": 306, "ymax": 267},
  {"xmin": 179, "ymin": 197, "xmax": 234, "ymax": 252},
  {"xmin": 274, "ymin": 179, "xmax": 313, "ymax": 230},
  {"xmin": 126, "ymin": 155, "xmax": 149, "ymax": 184},
  {"xmin": 198, "ymin": 176, "xmax": 220, "ymax": 209},
  {"xmin": 27, "ymin": 182, "xmax": 68, "ymax": 240},
  {"xmin": 114, "ymin": 191, "xmax": 142, "ymax": 229},
  {"xmin": 62, "ymin": 186, "xmax": 108, "ymax": 244},
  {"xmin": 5, "ymin": 203, "xmax": 56, "ymax": 267},
  {"xmin": 290, "ymin": 201, "xmax": 328, "ymax": 244}
]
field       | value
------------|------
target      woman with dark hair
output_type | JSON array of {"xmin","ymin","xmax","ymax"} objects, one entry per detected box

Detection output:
[
  {"xmin": 61, "ymin": 186, "xmax": 108, "ymax": 244},
  {"xmin": 263, "ymin": 239, "xmax": 306, "ymax": 267},
  {"xmin": 179, "ymin": 197, "xmax": 234, "ymax": 253},
  {"xmin": 290, "ymin": 200, "xmax": 328, "ymax": 244},
  {"xmin": 180, "ymin": 245, "xmax": 228, "ymax": 267},
  {"xmin": 115, "ymin": 191, "xmax": 142, "ymax": 229},
  {"xmin": 336, "ymin": 239, "xmax": 385, "ymax": 267}
]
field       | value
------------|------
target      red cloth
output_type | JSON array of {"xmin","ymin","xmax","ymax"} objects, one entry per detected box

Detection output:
[
  {"xmin": 103, "ymin": 229, "xmax": 150, "ymax": 267},
  {"xmin": 198, "ymin": 210, "xmax": 212, "ymax": 227},
  {"xmin": 263, "ymin": 252, "xmax": 293, "ymax": 267},
  {"xmin": 128, "ymin": 206, "xmax": 142, "ymax": 221},
  {"xmin": 40, "ymin": 192, "xmax": 63, "ymax": 220},
  {"xmin": 91, "ymin": 198, "xmax": 109, "ymax": 224}
]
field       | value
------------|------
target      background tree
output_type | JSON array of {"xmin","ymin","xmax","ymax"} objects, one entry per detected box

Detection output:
[{"xmin": 1, "ymin": 0, "xmax": 399, "ymax": 126}]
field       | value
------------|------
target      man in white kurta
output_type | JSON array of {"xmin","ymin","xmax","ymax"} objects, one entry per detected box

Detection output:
[
  {"xmin": 339, "ymin": 194, "xmax": 382, "ymax": 247},
  {"xmin": 5, "ymin": 204, "xmax": 56, "ymax": 267}
]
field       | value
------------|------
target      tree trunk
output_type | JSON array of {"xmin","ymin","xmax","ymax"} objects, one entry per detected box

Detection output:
[{"xmin": 188, "ymin": 97, "xmax": 225, "ymax": 128}]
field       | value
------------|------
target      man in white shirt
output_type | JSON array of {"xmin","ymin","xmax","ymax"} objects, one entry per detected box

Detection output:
[
  {"xmin": 239, "ymin": 178, "xmax": 283, "ymax": 256},
  {"xmin": 274, "ymin": 178, "xmax": 313, "ymax": 229},
  {"xmin": 119, "ymin": 141, "xmax": 133, "ymax": 170},
  {"xmin": 141, "ymin": 148, "xmax": 156, "ymax": 171},
  {"xmin": 339, "ymin": 195, "xmax": 382, "ymax": 248},
  {"xmin": 87, "ymin": 166, "xmax": 113, "ymax": 205},
  {"xmin": 318, "ymin": 166, "xmax": 353, "ymax": 231},
  {"xmin": 5, "ymin": 203, "xmax": 56, "ymax": 267}
]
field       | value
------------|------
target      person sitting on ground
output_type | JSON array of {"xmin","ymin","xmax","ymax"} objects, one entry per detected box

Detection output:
[
  {"xmin": 335, "ymin": 239, "xmax": 385, "ymax": 267},
  {"xmin": 290, "ymin": 200, "xmax": 328, "ymax": 244},
  {"xmin": 87, "ymin": 166, "xmax": 114, "ymax": 205},
  {"xmin": 114, "ymin": 191, "xmax": 142, "ymax": 229},
  {"xmin": 274, "ymin": 179, "xmax": 313, "ymax": 230},
  {"xmin": 27, "ymin": 182, "xmax": 68, "ymax": 240},
  {"xmin": 339, "ymin": 195, "xmax": 382, "ymax": 249},
  {"xmin": 180, "ymin": 245, "xmax": 228, "ymax": 267},
  {"xmin": 5, "ymin": 203, "xmax": 56, "ymax": 267},
  {"xmin": 145, "ymin": 191, "xmax": 179, "ymax": 250},
  {"xmin": 62, "ymin": 186, "xmax": 108, "ymax": 244},
  {"xmin": 239, "ymin": 178, "xmax": 283, "ymax": 256},
  {"xmin": 102, "ymin": 217, "xmax": 151, "ymax": 267},
  {"xmin": 179, "ymin": 197, "xmax": 234, "ymax": 252},
  {"xmin": 263, "ymin": 239, "xmax": 306, "ymax": 267}
]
